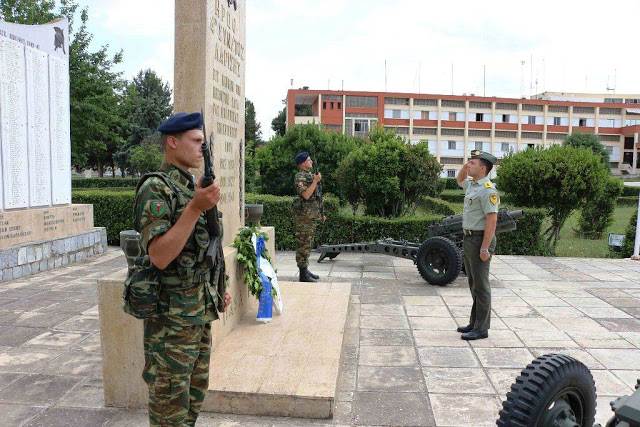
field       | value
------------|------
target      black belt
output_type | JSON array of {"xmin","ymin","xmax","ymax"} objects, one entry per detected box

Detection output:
[{"xmin": 463, "ymin": 229, "xmax": 484, "ymax": 236}]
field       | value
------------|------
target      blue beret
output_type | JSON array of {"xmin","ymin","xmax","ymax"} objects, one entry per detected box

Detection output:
[
  {"xmin": 157, "ymin": 112, "xmax": 203, "ymax": 134},
  {"xmin": 295, "ymin": 152, "xmax": 309, "ymax": 165}
]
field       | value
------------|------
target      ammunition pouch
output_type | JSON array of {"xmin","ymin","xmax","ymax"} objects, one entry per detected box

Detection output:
[{"xmin": 122, "ymin": 255, "xmax": 162, "ymax": 319}]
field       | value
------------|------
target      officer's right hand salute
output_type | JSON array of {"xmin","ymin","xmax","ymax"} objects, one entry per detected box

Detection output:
[{"xmin": 190, "ymin": 176, "xmax": 221, "ymax": 212}]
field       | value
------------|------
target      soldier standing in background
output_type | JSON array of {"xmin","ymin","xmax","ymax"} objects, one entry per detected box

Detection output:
[
  {"xmin": 456, "ymin": 150, "xmax": 500, "ymax": 341},
  {"xmin": 134, "ymin": 112, "xmax": 231, "ymax": 426},
  {"xmin": 293, "ymin": 152, "xmax": 324, "ymax": 282}
]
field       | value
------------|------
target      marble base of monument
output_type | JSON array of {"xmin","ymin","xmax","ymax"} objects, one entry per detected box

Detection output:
[{"xmin": 97, "ymin": 227, "xmax": 274, "ymax": 409}]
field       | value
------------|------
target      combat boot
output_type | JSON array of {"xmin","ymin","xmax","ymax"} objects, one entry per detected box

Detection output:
[
  {"xmin": 307, "ymin": 270, "xmax": 320, "ymax": 280},
  {"xmin": 299, "ymin": 267, "xmax": 318, "ymax": 282}
]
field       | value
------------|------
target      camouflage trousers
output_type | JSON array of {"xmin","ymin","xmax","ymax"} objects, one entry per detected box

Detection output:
[
  {"xmin": 142, "ymin": 320, "xmax": 212, "ymax": 426},
  {"xmin": 295, "ymin": 210, "xmax": 320, "ymax": 268}
]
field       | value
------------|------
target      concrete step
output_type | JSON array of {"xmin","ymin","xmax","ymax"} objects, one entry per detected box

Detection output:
[{"xmin": 203, "ymin": 281, "xmax": 351, "ymax": 419}]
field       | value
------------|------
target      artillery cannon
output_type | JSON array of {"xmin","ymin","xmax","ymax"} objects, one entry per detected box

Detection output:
[
  {"xmin": 498, "ymin": 353, "xmax": 640, "ymax": 427},
  {"xmin": 317, "ymin": 209, "xmax": 523, "ymax": 286}
]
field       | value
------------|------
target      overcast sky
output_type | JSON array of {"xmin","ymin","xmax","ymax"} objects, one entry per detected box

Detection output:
[{"xmin": 78, "ymin": 0, "xmax": 640, "ymax": 139}]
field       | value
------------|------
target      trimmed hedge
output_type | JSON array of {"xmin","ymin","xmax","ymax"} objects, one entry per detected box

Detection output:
[
  {"xmin": 72, "ymin": 178, "xmax": 139, "ymax": 189},
  {"xmin": 442, "ymin": 178, "xmax": 460, "ymax": 190},
  {"xmin": 622, "ymin": 185, "xmax": 640, "ymax": 197},
  {"xmin": 71, "ymin": 189, "xmax": 548, "ymax": 256},
  {"xmin": 440, "ymin": 189, "xmax": 465, "ymax": 204},
  {"xmin": 72, "ymin": 189, "xmax": 135, "ymax": 245},
  {"xmin": 616, "ymin": 196, "xmax": 639, "ymax": 206},
  {"xmin": 420, "ymin": 196, "xmax": 457, "ymax": 216}
]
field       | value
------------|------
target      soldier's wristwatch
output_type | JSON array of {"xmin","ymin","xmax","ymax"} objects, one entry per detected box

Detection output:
[{"xmin": 480, "ymin": 248, "xmax": 489, "ymax": 254}]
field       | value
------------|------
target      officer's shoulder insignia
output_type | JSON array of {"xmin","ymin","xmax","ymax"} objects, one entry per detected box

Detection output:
[
  {"xmin": 297, "ymin": 181, "xmax": 304, "ymax": 187},
  {"xmin": 150, "ymin": 201, "xmax": 167, "ymax": 217},
  {"xmin": 490, "ymin": 193, "xmax": 499, "ymax": 205},
  {"xmin": 484, "ymin": 181, "xmax": 493, "ymax": 189}
]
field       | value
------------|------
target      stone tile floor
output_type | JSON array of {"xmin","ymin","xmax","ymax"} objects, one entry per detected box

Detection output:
[{"xmin": 1, "ymin": 248, "xmax": 640, "ymax": 426}]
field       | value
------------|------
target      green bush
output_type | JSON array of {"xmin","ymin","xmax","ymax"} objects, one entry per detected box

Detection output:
[
  {"xmin": 73, "ymin": 178, "xmax": 139, "ymax": 188},
  {"xmin": 72, "ymin": 189, "xmax": 135, "ymax": 245},
  {"xmin": 440, "ymin": 189, "xmax": 465, "ymax": 204},
  {"xmin": 621, "ymin": 185, "xmax": 639, "ymax": 197},
  {"xmin": 620, "ymin": 212, "xmax": 638, "ymax": 258},
  {"xmin": 616, "ymin": 196, "xmax": 640, "ymax": 206},
  {"xmin": 420, "ymin": 197, "xmax": 457, "ymax": 216},
  {"xmin": 577, "ymin": 178, "xmax": 623, "ymax": 239},
  {"xmin": 442, "ymin": 178, "xmax": 460, "ymax": 190},
  {"xmin": 496, "ymin": 208, "xmax": 551, "ymax": 256}
]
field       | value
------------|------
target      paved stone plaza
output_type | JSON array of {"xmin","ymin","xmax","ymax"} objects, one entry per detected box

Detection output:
[{"xmin": 0, "ymin": 248, "xmax": 640, "ymax": 426}]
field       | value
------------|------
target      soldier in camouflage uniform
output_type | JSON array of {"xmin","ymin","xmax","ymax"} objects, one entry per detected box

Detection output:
[
  {"xmin": 293, "ymin": 152, "xmax": 323, "ymax": 282},
  {"xmin": 134, "ymin": 112, "xmax": 231, "ymax": 426},
  {"xmin": 456, "ymin": 150, "xmax": 499, "ymax": 341}
]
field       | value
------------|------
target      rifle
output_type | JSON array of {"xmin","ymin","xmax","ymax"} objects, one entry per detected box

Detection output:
[
  {"xmin": 201, "ymin": 115, "xmax": 227, "ymax": 312},
  {"xmin": 312, "ymin": 155, "xmax": 324, "ymax": 219}
]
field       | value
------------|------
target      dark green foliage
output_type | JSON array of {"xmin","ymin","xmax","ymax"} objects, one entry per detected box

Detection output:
[
  {"xmin": 0, "ymin": 0, "xmax": 57, "ymax": 23},
  {"xmin": 577, "ymin": 178, "xmax": 623, "ymax": 239},
  {"xmin": 495, "ymin": 208, "xmax": 552, "ymax": 256},
  {"xmin": 129, "ymin": 142, "xmax": 163, "ymax": 174},
  {"xmin": 72, "ymin": 178, "xmax": 139, "ymax": 188},
  {"xmin": 620, "ymin": 212, "xmax": 638, "ymax": 258},
  {"xmin": 622, "ymin": 186, "xmax": 640, "ymax": 197},
  {"xmin": 232, "ymin": 226, "xmax": 273, "ymax": 299},
  {"xmin": 617, "ymin": 196, "xmax": 640, "ymax": 206},
  {"xmin": 335, "ymin": 127, "xmax": 442, "ymax": 217},
  {"xmin": 255, "ymin": 124, "xmax": 361, "ymax": 196},
  {"xmin": 442, "ymin": 178, "xmax": 461, "ymax": 190},
  {"xmin": 562, "ymin": 132, "xmax": 610, "ymax": 166},
  {"xmin": 420, "ymin": 197, "xmax": 457, "ymax": 216},
  {"xmin": 271, "ymin": 107, "xmax": 286, "ymax": 136},
  {"xmin": 497, "ymin": 145, "xmax": 610, "ymax": 247},
  {"xmin": 245, "ymin": 99, "xmax": 262, "ymax": 148},
  {"xmin": 439, "ymin": 191, "xmax": 465, "ymax": 204},
  {"xmin": 72, "ymin": 189, "xmax": 135, "ymax": 245}
]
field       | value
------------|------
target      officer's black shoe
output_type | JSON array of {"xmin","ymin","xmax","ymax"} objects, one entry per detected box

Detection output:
[
  {"xmin": 456, "ymin": 324, "xmax": 474, "ymax": 333},
  {"xmin": 299, "ymin": 267, "xmax": 318, "ymax": 282},
  {"xmin": 308, "ymin": 270, "xmax": 320, "ymax": 280},
  {"xmin": 461, "ymin": 329, "xmax": 488, "ymax": 340}
]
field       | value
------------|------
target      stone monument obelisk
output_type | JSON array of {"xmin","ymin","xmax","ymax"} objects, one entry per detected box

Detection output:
[{"xmin": 0, "ymin": 18, "xmax": 106, "ymax": 281}]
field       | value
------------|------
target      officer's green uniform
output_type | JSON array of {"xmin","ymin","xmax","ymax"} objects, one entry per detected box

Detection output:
[
  {"xmin": 135, "ymin": 161, "xmax": 220, "ymax": 426},
  {"xmin": 294, "ymin": 169, "xmax": 322, "ymax": 267},
  {"xmin": 461, "ymin": 159, "xmax": 500, "ymax": 332}
]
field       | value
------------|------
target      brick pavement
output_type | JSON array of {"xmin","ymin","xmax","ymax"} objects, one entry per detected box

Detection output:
[{"xmin": 0, "ymin": 248, "xmax": 639, "ymax": 426}]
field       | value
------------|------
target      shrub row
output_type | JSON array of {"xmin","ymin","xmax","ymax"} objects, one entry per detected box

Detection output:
[
  {"xmin": 72, "ymin": 189, "xmax": 135, "ymax": 245},
  {"xmin": 72, "ymin": 177, "xmax": 139, "ymax": 189},
  {"xmin": 622, "ymin": 185, "xmax": 640, "ymax": 197},
  {"xmin": 441, "ymin": 177, "xmax": 460, "ymax": 190},
  {"xmin": 439, "ymin": 190, "xmax": 465, "ymax": 204},
  {"xmin": 71, "ymin": 190, "xmax": 548, "ymax": 257},
  {"xmin": 616, "ymin": 196, "xmax": 640, "ymax": 206},
  {"xmin": 420, "ymin": 196, "xmax": 457, "ymax": 216},
  {"xmin": 620, "ymin": 211, "xmax": 638, "ymax": 258}
]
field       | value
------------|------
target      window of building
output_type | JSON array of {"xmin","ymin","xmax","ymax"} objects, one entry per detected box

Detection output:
[
  {"xmin": 447, "ymin": 170, "xmax": 456, "ymax": 178},
  {"xmin": 475, "ymin": 142, "xmax": 483, "ymax": 151},
  {"xmin": 553, "ymin": 117, "xmax": 561, "ymax": 126},
  {"xmin": 449, "ymin": 112, "xmax": 457, "ymax": 121},
  {"xmin": 625, "ymin": 137, "xmax": 634, "ymax": 149},
  {"xmin": 337, "ymin": 102, "xmax": 341, "ymax": 110},
  {"xmin": 503, "ymin": 114, "xmax": 512, "ymax": 123},
  {"xmin": 578, "ymin": 118, "xmax": 587, "ymax": 126},
  {"xmin": 528, "ymin": 116, "xmax": 537, "ymax": 125},
  {"xmin": 429, "ymin": 111, "xmax": 438, "ymax": 120},
  {"xmin": 448, "ymin": 140, "xmax": 456, "ymax": 150},
  {"xmin": 527, "ymin": 143, "xmax": 535, "ymax": 149},
  {"xmin": 354, "ymin": 120, "xmax": 368, "ymax": 133},
  {"xmin": 475, "ymin": 113, "xmax": 483, "ymax": 122},
  {"xmin": 322, "ymin": 101, "xmax": 327, "ymax": 109},
  {"xmin": 624, "ymin": 152, "xmax": 634, "ymax": 165},
  {"xmin": 501, "ymin": 143, "xmax": 510, "ymax": 152}
]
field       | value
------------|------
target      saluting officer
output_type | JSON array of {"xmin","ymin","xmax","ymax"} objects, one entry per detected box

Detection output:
[
  {"xmin": 135, "ymin": 112, "xmax": 231, "ymax": 426},
  {"xmin": 293, "ymin": 152, "xmax": 323, "ymax": 282},
  {"xmin": 456, "ymin": 150, "xmax": 500, "ymax": 340}
]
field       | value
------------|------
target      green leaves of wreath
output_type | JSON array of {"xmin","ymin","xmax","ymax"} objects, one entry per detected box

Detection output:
[{"xmin": 232, "ymin": 226, "xmax": 277, "ymax": 299}]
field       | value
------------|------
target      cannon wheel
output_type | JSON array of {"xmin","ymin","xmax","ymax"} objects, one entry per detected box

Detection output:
[
  {"xmin": 497, "ymin": 354, "xmax": 596, "ymax": 427},
  {"xmin": 416, "ymin": 237, "xmax": 462, "ymax": 286}
]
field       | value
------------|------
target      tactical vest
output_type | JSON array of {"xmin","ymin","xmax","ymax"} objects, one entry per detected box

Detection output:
[{"xmin": 135, "ymin": 172, "xmax": 211, "ymax": 288}]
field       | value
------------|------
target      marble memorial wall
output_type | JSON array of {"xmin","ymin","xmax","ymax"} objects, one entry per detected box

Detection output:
[{"xmin": 0, "ymin": 18, "xmax": 71, "ymax": 211}]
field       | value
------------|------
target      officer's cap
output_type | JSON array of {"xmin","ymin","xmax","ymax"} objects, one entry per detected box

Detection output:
[
  {"xmin": 295, "ymin": 152, "xmax": 309, "ymax": 165},
  {"xmin": 470, "ymin": 150, "xmax": 497, "ymax": 166},
  {"xmin": 157, "ymin": 112, "xmax": 203, "ymax": 134}
]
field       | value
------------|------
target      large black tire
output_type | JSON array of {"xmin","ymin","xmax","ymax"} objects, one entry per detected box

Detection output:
[
  {"xmin": 497, "ymin": 354, "xmax": 596, "ymax": 427},
  {"xmin": 416, "ymin": 237, "xmax": 462, "ymax": 286}
]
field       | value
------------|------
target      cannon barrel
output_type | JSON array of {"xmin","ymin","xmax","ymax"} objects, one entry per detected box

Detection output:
[{"xmin": 427, "ymin": 210, "xmax": 524, "ymax": 238}]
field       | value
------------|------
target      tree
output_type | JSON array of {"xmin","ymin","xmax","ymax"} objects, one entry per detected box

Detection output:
[
  {"xmin": 271, "ymin": 107, "xmax": 286, "ymax": 136},
  {"xmin": 0, "ymin": 0, "xmax": 57, "ymax": 22},
  {"xmin": 255, "ymin": 124, "xmax": 361, "ymax": 196},
  {"xmin": 245, "ymin": 99, "xmax": 262, "ymax": 151},
  {"xmin": 563, "ymin": 132, "xmax": 610, "ymax": 166},
  {"xmin": 576, "ymin": 177, "xmax": 623, "ymax": 239},
  {"xmin": 130, "ymin": 141, "xmax": 163, "ymax": 174},
  {"xmin": 496, "ymin": 145, "xmax": 610, "ymax": 247},
  {"xmin": 335, "ymin": 127, "xmax": 442, "ymax": 217}
]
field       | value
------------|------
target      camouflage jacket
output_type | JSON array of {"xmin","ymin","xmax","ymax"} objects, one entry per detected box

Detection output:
[
  {"xmin": 134, "ymin": 162, "xmax": 218, "ymax": 326},
  {"xmin": 294, "ymin": 170, "xmax": 321, "ymax": 214}
]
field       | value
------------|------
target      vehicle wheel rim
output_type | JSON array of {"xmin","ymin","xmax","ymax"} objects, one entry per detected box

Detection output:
[
  {"xmin": 539, "ymin": 388, "xmax": 583, "ymax": 427},
  {"xmin": 425, "ymin": 248, "xmax": 448, "ymax": 277}
]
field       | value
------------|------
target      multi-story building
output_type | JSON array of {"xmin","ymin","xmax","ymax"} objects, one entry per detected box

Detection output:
[{"xmin": 286, "ymin": 89, "xmax": 640, "ymax": 177}]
